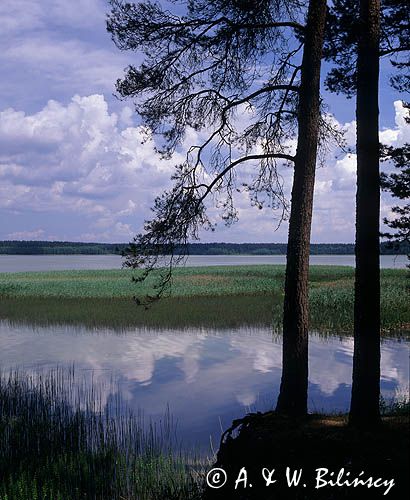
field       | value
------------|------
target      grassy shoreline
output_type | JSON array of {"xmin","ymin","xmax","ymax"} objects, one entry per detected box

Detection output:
[{"xmin": 0, "ymin": 266, "xmax": 408, "ymax": 332}]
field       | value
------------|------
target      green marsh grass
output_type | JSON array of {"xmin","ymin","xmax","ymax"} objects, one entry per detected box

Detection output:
[
  {"xmin": 0, "ymin": 265, "xmax": 288, "ymax": 299},
  {"xmin": 0, "ymin": 368, "xmax": 205, "ymax": 500},
  {"xmin": 0, "ymin": 295, "xmax": 283, "ymax": 331},
  {"xmin": 0, "ymin": 266, "xmax": 408, "ymax": 332}
]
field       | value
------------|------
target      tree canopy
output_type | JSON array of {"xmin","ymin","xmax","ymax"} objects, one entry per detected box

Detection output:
[
  {"xmin": 381, "ymin": 102, "xmax": 410, "ymax": 245},
  {"xmin": 107, "ymin": 0, "xmax": 339, "ymax": 297},
  {"xmin": 324, "ymin": 0, "xmax": 410, "ymax": 96}
]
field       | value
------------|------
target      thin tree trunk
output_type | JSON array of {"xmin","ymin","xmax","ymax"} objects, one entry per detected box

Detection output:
[
  {"xmin": 276, "ymin": 0, "xmax": 327, "ymax": 417},
  {"xmin": 349, "ymin": 0, "xmax": 381, "ymax": 426}
]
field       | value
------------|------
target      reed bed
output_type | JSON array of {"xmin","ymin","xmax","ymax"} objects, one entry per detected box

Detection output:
[
  {"xmin": 0, "ymin": 266, "xmax": 408, "ymax": 332},
  {"xmin": 0, "ymin": 265, "xmax": 358, "ymax": 299},
  {"xmin": 0, "ymin": 368, "xmax": 205, "ymax": 500}
]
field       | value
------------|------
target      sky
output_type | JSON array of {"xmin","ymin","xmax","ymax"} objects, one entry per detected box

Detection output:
[{"xmin": 0, "ymin": 0, "xmax": 408, "ymax": 244}]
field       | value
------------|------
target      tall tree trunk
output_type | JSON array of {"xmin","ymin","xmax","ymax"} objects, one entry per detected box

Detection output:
[
  {"xmin": 276, "ymin": 0, "xmax": 327, "ymax": 417},
  {"xmin": 349, "ymin": 0, "xmax": 381, "ymax": 426}
]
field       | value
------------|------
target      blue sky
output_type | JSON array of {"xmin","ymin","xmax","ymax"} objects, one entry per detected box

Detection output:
[{"xmin": 0, "ymin": 0, "xmax": 408, "ymax": 243}]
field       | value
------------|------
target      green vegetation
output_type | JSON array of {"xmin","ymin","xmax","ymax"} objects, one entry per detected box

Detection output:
[
  {"xmin": 0, "ymin": 240, "xmax": 408, "ymax": 255},
  {"xmin": 0, "ymin": 368, "xmax": 204, "ymax": 500},
  {"xmin": 0, "ymin": 266, "xmax": 408, "ymax": 332},
  {"xmin": 0, "ymin": 265, "xmax": 289, "ymax": 299},
  {"xmin": 0, "ymin": 265, "xmax": 399, "ymax": 299},
  {"xmin": 0, "ymin": 295, "xmax": 282, "ymax": 331}
]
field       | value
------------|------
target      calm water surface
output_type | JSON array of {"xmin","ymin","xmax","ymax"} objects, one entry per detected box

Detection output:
[
  {"xmin": 0, "ymin": 254, "xmax": 408, "ymax": 272},
  {"xmin": 1, "ymin": 254, "xmax": 408, "ymax": 451},
  {"xmin": 0, "ymin": 321, "xmax": 408, "ymax": 450}
]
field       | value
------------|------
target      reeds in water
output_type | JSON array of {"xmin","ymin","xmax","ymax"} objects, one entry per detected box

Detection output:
[{"xmin": 0, "ymin": 367, "xmax": 205, "ymax": 500}]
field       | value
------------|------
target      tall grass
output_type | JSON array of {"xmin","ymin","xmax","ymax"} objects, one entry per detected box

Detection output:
[
  {"xmin": 0, "ymin": 265, "xmax": 360, "ymax": 299},
  {"xmin": 0, "ymin": 265, "xmax": 290, "ymax": 299},
  {"xmin": 380, "ymin": 387, "xmax": 410, "ymax": 416},
  {"xmin": 0, "ymin": 295, "xmax": 281, "ymax": 331},
  {"xmin": 0, "ymin": 368, "xmax": 205, "ymax": 500},
  {"xmin": 0, "ymin": 266, "xmax": 408, "ymax": 332}
]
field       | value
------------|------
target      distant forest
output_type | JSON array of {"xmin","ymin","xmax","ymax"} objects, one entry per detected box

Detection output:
[{"xmin": 0, "ymin": 241, "xmax": 408, "ymax": 255}]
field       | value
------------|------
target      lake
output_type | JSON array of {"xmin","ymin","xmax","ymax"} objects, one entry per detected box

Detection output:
[
  {"xmin": 0, "ymin": 320, "xmax": 408, "ymax": 452},
  {"xmin": 1, "ymin": 254, "xmax": 408, "ymax": 455},
  {"xmin": 0, "ymin": 253, "xmax": 408, "ymax": 272}
]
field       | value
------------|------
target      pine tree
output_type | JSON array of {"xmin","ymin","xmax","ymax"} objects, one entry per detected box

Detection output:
[
  {"xmin": 108, "ymin": 0, "xmax": 330, "ymax": 416},
  {"xmin": 324, "ymin": 0, "xmax": 409, "ymax": 425}
]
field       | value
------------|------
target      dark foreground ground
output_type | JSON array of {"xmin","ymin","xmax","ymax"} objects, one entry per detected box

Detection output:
[{"xmin": 205, "ymin": 412, "xmax": 409, "ymax": 500}]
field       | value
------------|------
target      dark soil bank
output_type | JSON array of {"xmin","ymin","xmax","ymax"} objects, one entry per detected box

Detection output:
[{"xmin": 205, "ymin": 412, "xmax": 409, "ymax": 500}]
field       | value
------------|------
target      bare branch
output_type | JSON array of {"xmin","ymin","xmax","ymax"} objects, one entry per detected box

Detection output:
[
  {"xmin": 380, "ymin": 46, "xmax": 410, "ymax": 56},
  {"xmin": 196, "ymin": 153, "xmax": 295, "ymax": 205}
]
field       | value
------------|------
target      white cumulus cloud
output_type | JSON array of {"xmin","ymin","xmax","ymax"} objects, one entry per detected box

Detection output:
[
  {"xmin": 0, "ymin": 97, "xmax": 407, "ymax": 243},
  {"xmin": 0, "ymin": 94, "xmax": 178, "ymax": 241}
]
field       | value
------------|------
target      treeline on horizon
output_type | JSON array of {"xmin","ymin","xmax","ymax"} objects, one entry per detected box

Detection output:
[{"xmin": 0, "ymin": 240, "xmax": 408, "ymax": 256}]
